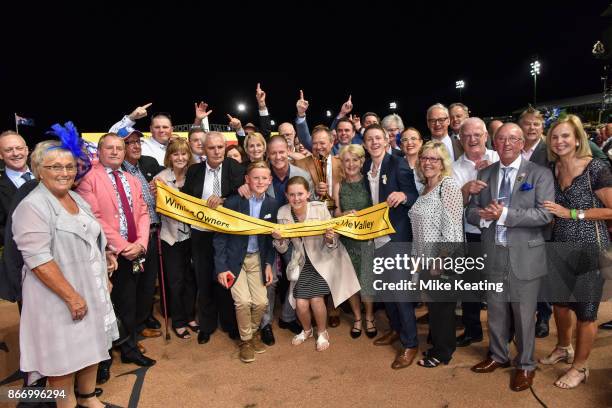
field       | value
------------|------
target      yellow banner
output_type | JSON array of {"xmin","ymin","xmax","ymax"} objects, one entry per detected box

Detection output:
[{"xmin": 155, "ymin": 180, "xmax": 395, "ymax": 240}]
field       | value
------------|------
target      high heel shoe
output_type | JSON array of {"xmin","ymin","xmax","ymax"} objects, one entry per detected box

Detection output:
[
  {"xmin": 350, "ymin": 319, "xmax": 362, "ymax": 339},
  {"xmin": 539, "ymin": 344, "xmax": 574, "ymax": 365},
  {"xmin": 365, "ymin": 318, "xmax": 377, "ymax": 339},
  {"xmin": 554, "ymin": 365, "xmax": 589, "ymax": 389},
  {"xmin": 173, "ymin": 327, "xmax": 191, "ymax": 339}
]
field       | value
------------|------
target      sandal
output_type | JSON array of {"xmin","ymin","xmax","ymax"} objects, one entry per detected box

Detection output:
[
  {"xmin": 76, "ymin": 390, "xmax": 111, "ymax": 408},
  {"xmin": 350, "ymin": 319, "xmax": 362, "ymax": 339},
  {"xmin": 417, "ymin": 356, "xmax": 448, "ymax": 368},
  {"xmin": 539, "ymin": 344, "xmax": 574, "ymax": 365},
  {"xmin": 316, "ymin": 330, "xmax": 330, "ymax": 351},
  {"xmin": 292, "ymin": 328, "xmax": 313, "ymax": 346},
  {"xmin": 173, "ymin": 327, "xmax": 191, "ymax": 339},
  {"xmin": 187, "ymin": 321, "xmax": 200, "ymax": 333},
  {"xmin": 365, "ymin": 318, "xmax": 378, "ymax": 339},
  {"xmin": 554, "ymin": 365, "xmax": 589, "ymax": 389}
]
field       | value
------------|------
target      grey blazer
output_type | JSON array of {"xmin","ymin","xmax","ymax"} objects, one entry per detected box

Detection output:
[
  {"xmin": 466, "ymin": 158, "xmax": 554, "ymax": 280},
  {"xmin": 266, "ymin": 164, "xmax": 315, "ymax": 200}
]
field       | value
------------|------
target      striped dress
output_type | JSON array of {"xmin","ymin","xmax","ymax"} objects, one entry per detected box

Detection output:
[{"xmin": 291, "ymin": 209, "xmax": 331, "ymax": 299}]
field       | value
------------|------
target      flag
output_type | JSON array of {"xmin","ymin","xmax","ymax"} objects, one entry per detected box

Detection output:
[{"xmin": 15, "ymin": 114, "xmax": 35, "ymax": 126}]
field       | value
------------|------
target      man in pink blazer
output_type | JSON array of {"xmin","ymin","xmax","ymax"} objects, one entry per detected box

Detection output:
[{"xmin": 76, "ymin": 132, "xmax": 155, "ymax": 369}]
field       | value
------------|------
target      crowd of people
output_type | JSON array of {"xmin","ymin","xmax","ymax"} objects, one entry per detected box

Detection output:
[{"xmin": 1, "ymin": 83, "xmax": 612, "ymax": 407}]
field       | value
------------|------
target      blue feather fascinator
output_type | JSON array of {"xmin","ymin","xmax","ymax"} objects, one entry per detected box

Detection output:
[{"xmin": 47, "ymin": 121, "xmax": 92, "ymax": 180}]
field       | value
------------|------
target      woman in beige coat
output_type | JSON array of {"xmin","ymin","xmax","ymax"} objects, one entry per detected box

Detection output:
[{"xmin": 273, "ymin": 176, "xmax": 360, "ymax": 351}]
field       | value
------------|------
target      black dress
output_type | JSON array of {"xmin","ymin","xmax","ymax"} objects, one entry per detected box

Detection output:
[
  {"xmin": 551, "ymin": 158, "xmax": 612, "ymax": 321},
  {"xmin": 291, "ymin": 209, "xmax": 331, "ymax": 299}
]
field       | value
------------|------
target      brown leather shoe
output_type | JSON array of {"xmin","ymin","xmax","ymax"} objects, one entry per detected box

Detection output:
[
  {"xmin": 471, "ymin": 358, "xmax": 511, "ymax": 373},
  {"xmin": 328, "ymin": 316, "xmax": 341, "ymax": 328},
  {"xmin": 373, "ymin": 331, "xmax": 400, "ymax": 346},
  {"xmin": 391, "ymin": 348, "xmax": 418, "ymax": 369},
  {"xmin": 141, "ymin": 328, "xmax": 162, "ymax": 338},
  {"xmin": 510, "ymin": 369, "xmax": 535, "ymax": 392},
  {"xmin": 137, "ymin": 341, "xmax": 146, "ymax": 354}
]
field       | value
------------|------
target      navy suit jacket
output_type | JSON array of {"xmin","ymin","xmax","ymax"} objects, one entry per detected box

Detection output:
[
  {"xmin": 213, "ymin": 194, "xmax": 279, "ymax": 282},
  {"xmin": 362, "ymin": 153, "xmax": 418, "ymax": 242}
]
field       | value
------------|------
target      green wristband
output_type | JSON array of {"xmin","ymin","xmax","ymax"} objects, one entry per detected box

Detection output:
[{"xmin": 570, "ymin": 209, "xmax": 577, "ymax": 220}]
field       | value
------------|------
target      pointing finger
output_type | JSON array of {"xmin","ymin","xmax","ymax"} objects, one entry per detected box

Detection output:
[
  {"xmin": 299, "ymin": 89, "xmax": 304, "ymax": 100},
  {"xmin": 348, "ymin": 94, "xmax": 352, "ymax": 102},
  {"xmin": 142, "ymin": 103, "xmax": 153, "ymax": 109},
  {"xmin": 256, "ymin": 82, "xmax": 261, "ymax": 91},
  {"xmin": 227, "ymin": 114, "xmax": 233, "ymax": 120}
]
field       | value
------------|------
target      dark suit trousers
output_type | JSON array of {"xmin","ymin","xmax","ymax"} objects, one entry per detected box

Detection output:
[
  {"xmin": 427, "ymin": 301, "xmax": 457, "ymax": 362},
  {"xmin": 135, "ymin": 227, "xmax": 160, "ymax": 332},
  {"xmin": 461, "ymin": 232, "xmax": 484, "ymax": 337},
  {"xmin": 162, "ymin": 239, "xmax": 196, "ymax": 328},
  {"xmin": 111, "ymin": 257, "xmax": 143, "ymax": 337},
  {"xmin": 385, "ymin": 302, "xmax": 418, "ymax": 349},
  {"xmin": 191, "ymin": 230, "xmax": 237, "ymax": 335}
]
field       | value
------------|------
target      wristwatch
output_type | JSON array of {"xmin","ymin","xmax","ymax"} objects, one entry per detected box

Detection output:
[{"xmin": 577, "ymin": 209, "xmax": 586, "ymax": 220}]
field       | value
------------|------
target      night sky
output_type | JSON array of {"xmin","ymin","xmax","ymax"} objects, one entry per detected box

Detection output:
[{"xmin": 3, "ymin": 1, "xmax": 612, "ymax": 145}]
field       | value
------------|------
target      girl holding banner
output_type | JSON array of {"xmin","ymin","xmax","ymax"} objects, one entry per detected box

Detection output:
[{"xmin": 272, "ymin": 176, "xmax": 360, "ymax": 352}]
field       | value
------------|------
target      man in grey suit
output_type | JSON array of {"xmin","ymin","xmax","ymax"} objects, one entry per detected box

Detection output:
[{"xmin": 467, "ymin": 123, "xmax": 554, "ymax": 392}]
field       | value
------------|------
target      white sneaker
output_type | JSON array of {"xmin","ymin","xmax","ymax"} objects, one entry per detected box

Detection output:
[{"xmin": 292, "ymin": 328, "xmax": 313, "ymax": 346}]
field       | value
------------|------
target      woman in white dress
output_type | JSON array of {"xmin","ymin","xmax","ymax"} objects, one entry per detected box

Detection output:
[
  {"xmin": 408, "ymin": 141, "xmax": 464, "ymax": 368},
  {"xmin": 13, "ymin": 139, "xmax": 118, "ymax": 408}
]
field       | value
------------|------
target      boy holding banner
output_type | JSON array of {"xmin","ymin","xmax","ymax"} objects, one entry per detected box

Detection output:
[{"xmin": 213, "ymin": 162, "xmax": 278, "ymax": 363}]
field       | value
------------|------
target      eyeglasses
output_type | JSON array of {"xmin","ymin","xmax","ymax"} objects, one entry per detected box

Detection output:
[
  {"xmin": 420, "ymin": 156, "xmax": 442, "ymax": 163},
  {"xmin": 125, "ymin": 139, "xmax": 142, "ymax": 145},
  {"xmin": 401, "ymin": 137, "xmax": 421, "ymax": 143},
  {"xmin": 43, "ymin": 165, "xmax": 78, "ymax": 173},
  {"xmin": 2, "ymin": 146, "xmax": 27, "ymax": 154},
  {"xmin": 495, "ymin": 136, "xmax": 523, "ymax": 144},
  {"xmin": 427, "ymin": 117, "xmax": 449, "ymax": 125}
]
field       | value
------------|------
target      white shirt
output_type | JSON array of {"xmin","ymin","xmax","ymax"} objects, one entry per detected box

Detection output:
[
  {"xmin": 140, "ymin": 137, "xmax": 167, "ymax": 165},
  {"xmin": 480, "ymin": 155, "xmax": 522, "ymax": 229},
  {"xmin": 452, "ymin": 149, "xmax": 500, "ymax": 234},
  {"xmin": 192, "ymin": 161, "xmax": 224, "ymax": 232},
  {"xmin": 5, "ymin": 167, "xmax": 33, "ymax": 189},
  {"xmin": 367, "ymin": 161, "xmax": 391, "ymax": 248},
  {"xmin": 433, "ymin": 135, "xmax": 456, "ymax": 161},
  {"xmin": 521, "ymin": 138, "xmax": 541, "ymax": 161}
]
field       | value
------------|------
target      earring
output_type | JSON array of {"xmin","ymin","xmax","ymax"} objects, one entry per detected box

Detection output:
[{"xmin": 576, "ymin": 143, "xmax": 580, "ymax": 147}]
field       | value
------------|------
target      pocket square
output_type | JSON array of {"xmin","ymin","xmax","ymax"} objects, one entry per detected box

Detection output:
[
  {"xmin": 263, "ymin": 213, "xmax": 272, "ymax": 219},
  {"xmin": 519, "ymin": 182, "xmax": 533, "ymax": 191}
]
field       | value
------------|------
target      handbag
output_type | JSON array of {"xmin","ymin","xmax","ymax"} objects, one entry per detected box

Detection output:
[
  {"xmin": 587, "ymin": 170, "xmax": 612, "ymax": 279},
  {"xmin": 286, "ymin": 238, "xmax": 305, "ymax": 282}
]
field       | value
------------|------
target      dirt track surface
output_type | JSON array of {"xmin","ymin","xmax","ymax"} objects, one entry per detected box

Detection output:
[{"xmin": 1, "ymin": 301, "xmax": 611, "ymax": 408}]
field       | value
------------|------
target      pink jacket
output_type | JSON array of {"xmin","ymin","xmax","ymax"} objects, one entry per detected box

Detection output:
[{"xmin": 76, "ymin": 162, "xmax": 150, "ymax": 254}]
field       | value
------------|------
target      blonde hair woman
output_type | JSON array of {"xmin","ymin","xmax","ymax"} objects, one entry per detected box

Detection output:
[
  {"xmin": 156, "ymin": 138, "xmax": 198, "ymax": 338},
  {"xmin": 243, "ymin": 132, "xmax": 267, "ymax": 164},
  {"xmin": 332, "ymin": 145, "xmax": 376, "ymax": 339},
  {"xmin": 409, "ymin": 141, "xmax": 464, "ymax": 368},
  {"xmin": 542, "ymin": 114, "xmax": 612, "ymax": 388}
]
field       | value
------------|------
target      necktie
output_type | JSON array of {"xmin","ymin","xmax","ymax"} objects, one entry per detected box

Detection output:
[
  {"xmin": 210, "ymin": 167, "xmax": 221, "ymax": 197},
  {"xmin": 496, "ymin": 167, "xmax": 512, "ymax": 245},
  {"xmin": 112, "ymin": 171, "xmax": 137, "ymax": 242},
  {"xmin": 21, "ymin": 172, "xmax": 33, "ymax": 182}
]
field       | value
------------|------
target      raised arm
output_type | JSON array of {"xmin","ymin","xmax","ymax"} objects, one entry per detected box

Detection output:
[
  {"xmin": 295, "ymin": 90, "xmax": 312, "ymax": 152},
  {"xmin": 109, "ymin": 103, "xmax": 152, "ymax": 132},
  {"xmin": 256, "ymin": 83, "xmax": 272, "ymax": 138}
]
